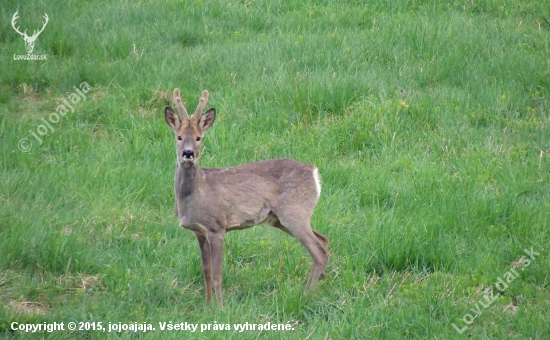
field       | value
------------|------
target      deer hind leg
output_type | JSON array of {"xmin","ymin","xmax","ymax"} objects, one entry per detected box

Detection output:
[
  {"xmin": 311, "ymin": 230, "xmax": 329, "ymax": 280},
  {"xmin": 301, "ymin": 229, "xmax": 329, "ymax": 289},
  {"xmin": 269, "ymin": 214, "xmax": 329, "ymax": 289}
]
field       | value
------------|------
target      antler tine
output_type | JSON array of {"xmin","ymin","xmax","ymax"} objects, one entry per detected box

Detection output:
[
  {"xmin": 173, "ymin": 88, "xmax": 189, "ymax": 120},
  {"xmin": 190, "ymin": 90, "xmax": 209, "ymax": 123},
  {"xmin": 32, "ymin": 13, "xmax": 49, "ymax": 38},
  {"xmin": 11, "ymin": 11, "xmax": 26, "ymax": 37}
]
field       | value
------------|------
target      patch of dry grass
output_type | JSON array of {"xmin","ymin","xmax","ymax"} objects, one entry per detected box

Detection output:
[{"xmin": 9, "ymin": 299, "xmax": 50, "ymax": 315}]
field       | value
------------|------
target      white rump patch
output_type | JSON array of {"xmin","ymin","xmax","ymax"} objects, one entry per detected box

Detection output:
[{"xmin": 313, "ymin": 168, "xmax": 321, "ymax": 198}]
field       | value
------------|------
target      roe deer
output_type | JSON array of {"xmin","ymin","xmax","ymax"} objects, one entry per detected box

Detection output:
[{"xmin": 164, "ymin": 89, "xmax": 329, "ymax": 304}]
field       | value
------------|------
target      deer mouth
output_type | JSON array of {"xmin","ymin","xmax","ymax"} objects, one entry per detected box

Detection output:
[
  {"xmin": 180, "ymin": 150, "xmax": 196, "ymax": 168},
  {"xmin": 179, "ymin": 158, "xmax": 195, "ymax": 169}
]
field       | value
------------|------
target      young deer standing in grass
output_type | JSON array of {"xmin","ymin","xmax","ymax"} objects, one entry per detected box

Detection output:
[{"xmin": 164, "ymin": 89, "xmax": 329, "ymax": 304}]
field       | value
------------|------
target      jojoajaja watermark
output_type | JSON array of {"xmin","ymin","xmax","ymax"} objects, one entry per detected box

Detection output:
[
  {"xmin": 11, "ymin": 11, "xmax": 49, "ymax": 61},
  {"xmin": 452, "ymin": 246, "xmax": 540, "ymax": 334},
  {"xmin": 18, "ymin": 82, "xmax": 92, "ymax": 152}
]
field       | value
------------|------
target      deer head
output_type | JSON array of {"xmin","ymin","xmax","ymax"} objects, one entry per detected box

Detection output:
[
  {"xmin": 164, "ymin": 89, "xmax": 216, "ymax": 169},
  {"xmin": 11, "ymin": 11, "xmax": 49, "ymax": 54}
]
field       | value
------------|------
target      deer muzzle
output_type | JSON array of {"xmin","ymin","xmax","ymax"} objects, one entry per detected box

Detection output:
[{"xmin": 182, "ymin": 150, "xmax": 195, "ymax": 160}]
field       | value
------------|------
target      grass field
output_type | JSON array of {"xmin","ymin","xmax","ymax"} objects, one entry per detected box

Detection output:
[{"xmin": 1, "ymin": 0, "xmax": 550, "ymax": 338}]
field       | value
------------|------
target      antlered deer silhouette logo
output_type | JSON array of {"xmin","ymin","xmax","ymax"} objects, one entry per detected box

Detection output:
[{"xmin": 11, "ymin": 11, "xmax": 49, "ymax": 54}]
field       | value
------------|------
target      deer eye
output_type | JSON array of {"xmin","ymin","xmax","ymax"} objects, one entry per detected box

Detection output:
[
  {"xmin": 196, "ymin": 137, "xmax": 201, "ymax": 142},
  {"xmin": 177, "ymin": 136, "xmax": 182, "ymax": 141}
]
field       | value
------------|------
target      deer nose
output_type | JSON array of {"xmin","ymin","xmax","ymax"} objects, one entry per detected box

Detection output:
[{"xmin": 182, "ymin": 150, "xmax": 194, "ymax": 159}]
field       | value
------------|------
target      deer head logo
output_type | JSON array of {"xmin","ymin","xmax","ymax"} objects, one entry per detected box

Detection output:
[{"xmin": 11, "ymin": 11, "xmax": 49, "ymax": 54}]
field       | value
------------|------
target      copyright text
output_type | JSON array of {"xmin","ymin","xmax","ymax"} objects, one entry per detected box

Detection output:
[{"xmin": 10, "ymin": 321, "xmax": 295, "ymax": 333}]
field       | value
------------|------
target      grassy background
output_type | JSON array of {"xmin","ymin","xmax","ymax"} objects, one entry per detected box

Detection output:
[{"xmin": 1, "ymin": 0, "xmax": 550, "ymax": 338}]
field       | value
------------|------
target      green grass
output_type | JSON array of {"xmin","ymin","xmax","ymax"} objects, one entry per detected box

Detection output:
[{"xmin": 1, "ymin": 0, "xmax": 550, "ymax": 338}]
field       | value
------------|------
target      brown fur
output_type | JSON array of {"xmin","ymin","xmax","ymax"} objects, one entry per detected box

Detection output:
[{"xmin": 165, "ymin": 89, "xmax": 329, "ymax": 304}]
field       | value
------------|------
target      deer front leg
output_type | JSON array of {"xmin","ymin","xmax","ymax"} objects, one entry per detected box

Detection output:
[
  {"xmin": 208, "ymin": 231, "xmax": 225, "ymax": 305},
  {"xmin": 195, "ymin": 234, "xmax": 213, "ymax": 303}
]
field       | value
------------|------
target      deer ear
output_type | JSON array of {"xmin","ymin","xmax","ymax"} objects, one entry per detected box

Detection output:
[
  {"xmin": 199, "ymin": 108, "xmax": 216, "ymax": 132},
  {"xmin": 165, "ymin": 106, "xmax": 181, "ymax": 131}
]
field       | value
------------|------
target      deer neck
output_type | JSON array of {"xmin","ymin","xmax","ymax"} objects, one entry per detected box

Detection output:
[{"xmin": 174, "ymin": 161, "xmax": 201, "ymax": 201}]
